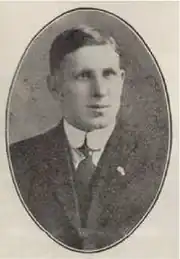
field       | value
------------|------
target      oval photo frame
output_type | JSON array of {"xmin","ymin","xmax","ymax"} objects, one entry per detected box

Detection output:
[{"xmin": 6, "ymin": 7, "xmax": 172, "ymax": 253}]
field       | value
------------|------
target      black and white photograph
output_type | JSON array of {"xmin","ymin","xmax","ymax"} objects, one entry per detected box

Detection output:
[{"xmin": 1, "ymin": 3, "xmax": 177, "ymax": 257}]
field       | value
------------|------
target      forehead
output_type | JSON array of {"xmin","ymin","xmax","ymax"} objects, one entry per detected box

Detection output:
[{"xmin": 63, "ymin": 44, "xmax": 120, "ymax": 72}]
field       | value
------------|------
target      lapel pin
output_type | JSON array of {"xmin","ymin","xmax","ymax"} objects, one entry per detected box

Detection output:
[{"xmin": 117, "ymin": 166, "xmax": 125, "ymax": 176}]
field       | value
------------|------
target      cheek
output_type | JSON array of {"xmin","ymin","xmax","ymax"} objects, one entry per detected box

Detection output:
[
  {"xmin": 109, "ymin": 84, "xmax": 122, "ymax": 98},
  {"xmin": 63, "ymin": 84, "xmax": 89, "ymax": 108},
  {"xmin": 69, "ymin": 82, "xmax": 91, "ymax": 99},
  {"xmin": 108, "ymin": 77, "xmax": 123, "ymax": 92},
  {"xmin": 108, "ymin": 83, "xmax": 123, "ymax": 107}
]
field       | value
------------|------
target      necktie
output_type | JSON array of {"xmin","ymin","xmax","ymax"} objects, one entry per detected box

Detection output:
[{"xmin": 74, "ymin": 136, "xmax": 98, "ymax": 227}]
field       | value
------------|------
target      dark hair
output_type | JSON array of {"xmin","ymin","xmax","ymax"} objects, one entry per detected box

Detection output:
[{"xmin": 49, "ymin": 25, "xmax": 119, "ymax": 74}]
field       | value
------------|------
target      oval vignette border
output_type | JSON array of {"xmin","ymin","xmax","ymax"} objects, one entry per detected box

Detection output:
[{"xmin": 5, "ymin": 7, "xmax": 173, "ymax": 254}]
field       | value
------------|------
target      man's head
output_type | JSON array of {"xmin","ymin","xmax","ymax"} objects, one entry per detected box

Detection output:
[{"xmin": 47, "ymin": 25, "xmax": 125, "ymax": 132}]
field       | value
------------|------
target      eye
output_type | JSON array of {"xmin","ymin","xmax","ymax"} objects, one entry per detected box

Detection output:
[
  {"xmin": 75, "ymin": 70, "xmax": 93, "ymax": 80},
  {"xmin": 103, "ymin": 68, "xmax": 117, "ymax": 78}
]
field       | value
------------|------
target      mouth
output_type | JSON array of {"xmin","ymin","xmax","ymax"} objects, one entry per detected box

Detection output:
[{"xmin": 87, "ymin": 104, "xmax": 110, "ymax": 109}]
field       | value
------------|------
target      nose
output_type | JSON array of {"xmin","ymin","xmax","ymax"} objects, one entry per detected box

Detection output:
[{"xmin": 92, "ymin": 76, "xmax": 107, "ymax": 98}]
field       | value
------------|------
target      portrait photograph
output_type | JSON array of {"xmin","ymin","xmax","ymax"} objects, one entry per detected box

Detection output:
[{"xmin": 3, "ymin": 3, "xmax": 175, "ymax": 256}]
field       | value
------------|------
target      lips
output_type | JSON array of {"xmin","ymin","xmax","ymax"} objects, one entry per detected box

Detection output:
[{"xmin": 87, "ymin": 104, "xmax": 110, "ymax": 108}]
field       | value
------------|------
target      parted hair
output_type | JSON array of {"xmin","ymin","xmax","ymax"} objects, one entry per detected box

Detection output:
[{"xmin": 49, "ymin": 25, "xmax": 119, "ymax": 75}]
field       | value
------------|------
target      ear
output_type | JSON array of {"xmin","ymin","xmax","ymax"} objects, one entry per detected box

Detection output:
[
  {"xmin": 47, "ymin": 74, "xmax": 63, "ymax": 101},
  {"xmin": 120, "ymin": 69, "xmax": 125, "ymax": 82}
]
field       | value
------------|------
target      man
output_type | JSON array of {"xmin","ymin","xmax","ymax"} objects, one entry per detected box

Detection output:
[{"xmin": 9, "ymin": 26, "xmax": 163, "ymax": 251}]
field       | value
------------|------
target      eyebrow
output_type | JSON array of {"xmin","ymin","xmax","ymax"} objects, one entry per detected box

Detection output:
[{"xmin": 103, "ymin": 67, "xmax": 117, "ymax": 74}]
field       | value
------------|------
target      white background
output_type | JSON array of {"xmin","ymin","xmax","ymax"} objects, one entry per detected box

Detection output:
[{"xmin": 0, "ymin": 2, "xmax": 178, "ymax": 259}]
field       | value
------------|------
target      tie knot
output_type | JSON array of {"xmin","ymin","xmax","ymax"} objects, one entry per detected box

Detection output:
[
  {"xmin": 78, "ymin": 135, "xmax": 100, "ymax": 157},
  {"xmin": 78, "ymin": 136, "xmax": 92, "ymax": 157}
]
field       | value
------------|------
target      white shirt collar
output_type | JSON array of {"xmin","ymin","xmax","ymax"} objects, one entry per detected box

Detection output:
[{"xmin": 64, "ymin": 119, "xmax": 115, "ymax": 150}]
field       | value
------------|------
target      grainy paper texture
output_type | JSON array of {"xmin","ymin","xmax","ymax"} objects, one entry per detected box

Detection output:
[{"xmin": 0, "ymin": 1, "xmax": 178, "ymax": 258}]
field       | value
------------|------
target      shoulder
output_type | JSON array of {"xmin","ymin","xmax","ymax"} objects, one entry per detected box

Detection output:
[
  {"xmin": 9, "ymin": 122, "xmax": 64, "ymax": 162},
  {"xmin": 8, "ymin": 122, "xmax": 65, "ymax": 199}
]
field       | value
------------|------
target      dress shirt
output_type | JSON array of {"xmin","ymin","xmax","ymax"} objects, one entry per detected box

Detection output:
[{"xmin": 63, "ymin": 119, "xmax": 115, "ymax": 169}]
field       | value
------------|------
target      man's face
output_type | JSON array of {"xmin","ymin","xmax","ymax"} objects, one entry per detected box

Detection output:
[{"xmin": 51, "ymin": 44, "xmax": 125, "ymax": 132}]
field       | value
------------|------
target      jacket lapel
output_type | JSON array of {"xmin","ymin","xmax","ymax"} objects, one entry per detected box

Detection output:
[
  {"xmin": 40, "ymin": 123, "xmax": 81, "ymax": 231},
  {"xmin": 86, "ymin": 120, "xmax": 138, "ymax": 230}
]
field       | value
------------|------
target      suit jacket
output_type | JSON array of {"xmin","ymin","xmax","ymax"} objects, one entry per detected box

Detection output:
[{"xmin": 9, "ymin": 119, "xmax": 166, "ymax": 251}]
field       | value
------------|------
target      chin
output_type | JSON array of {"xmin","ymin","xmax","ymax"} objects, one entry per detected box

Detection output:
[{"xmin": 85, "ymin": 118, "xmax": 114, "ymax": 131}]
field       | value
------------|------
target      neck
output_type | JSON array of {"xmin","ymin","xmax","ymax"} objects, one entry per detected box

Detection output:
[{"xmin": 63, "ymin": 118, "xmax": 116, "ymax": 133}]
